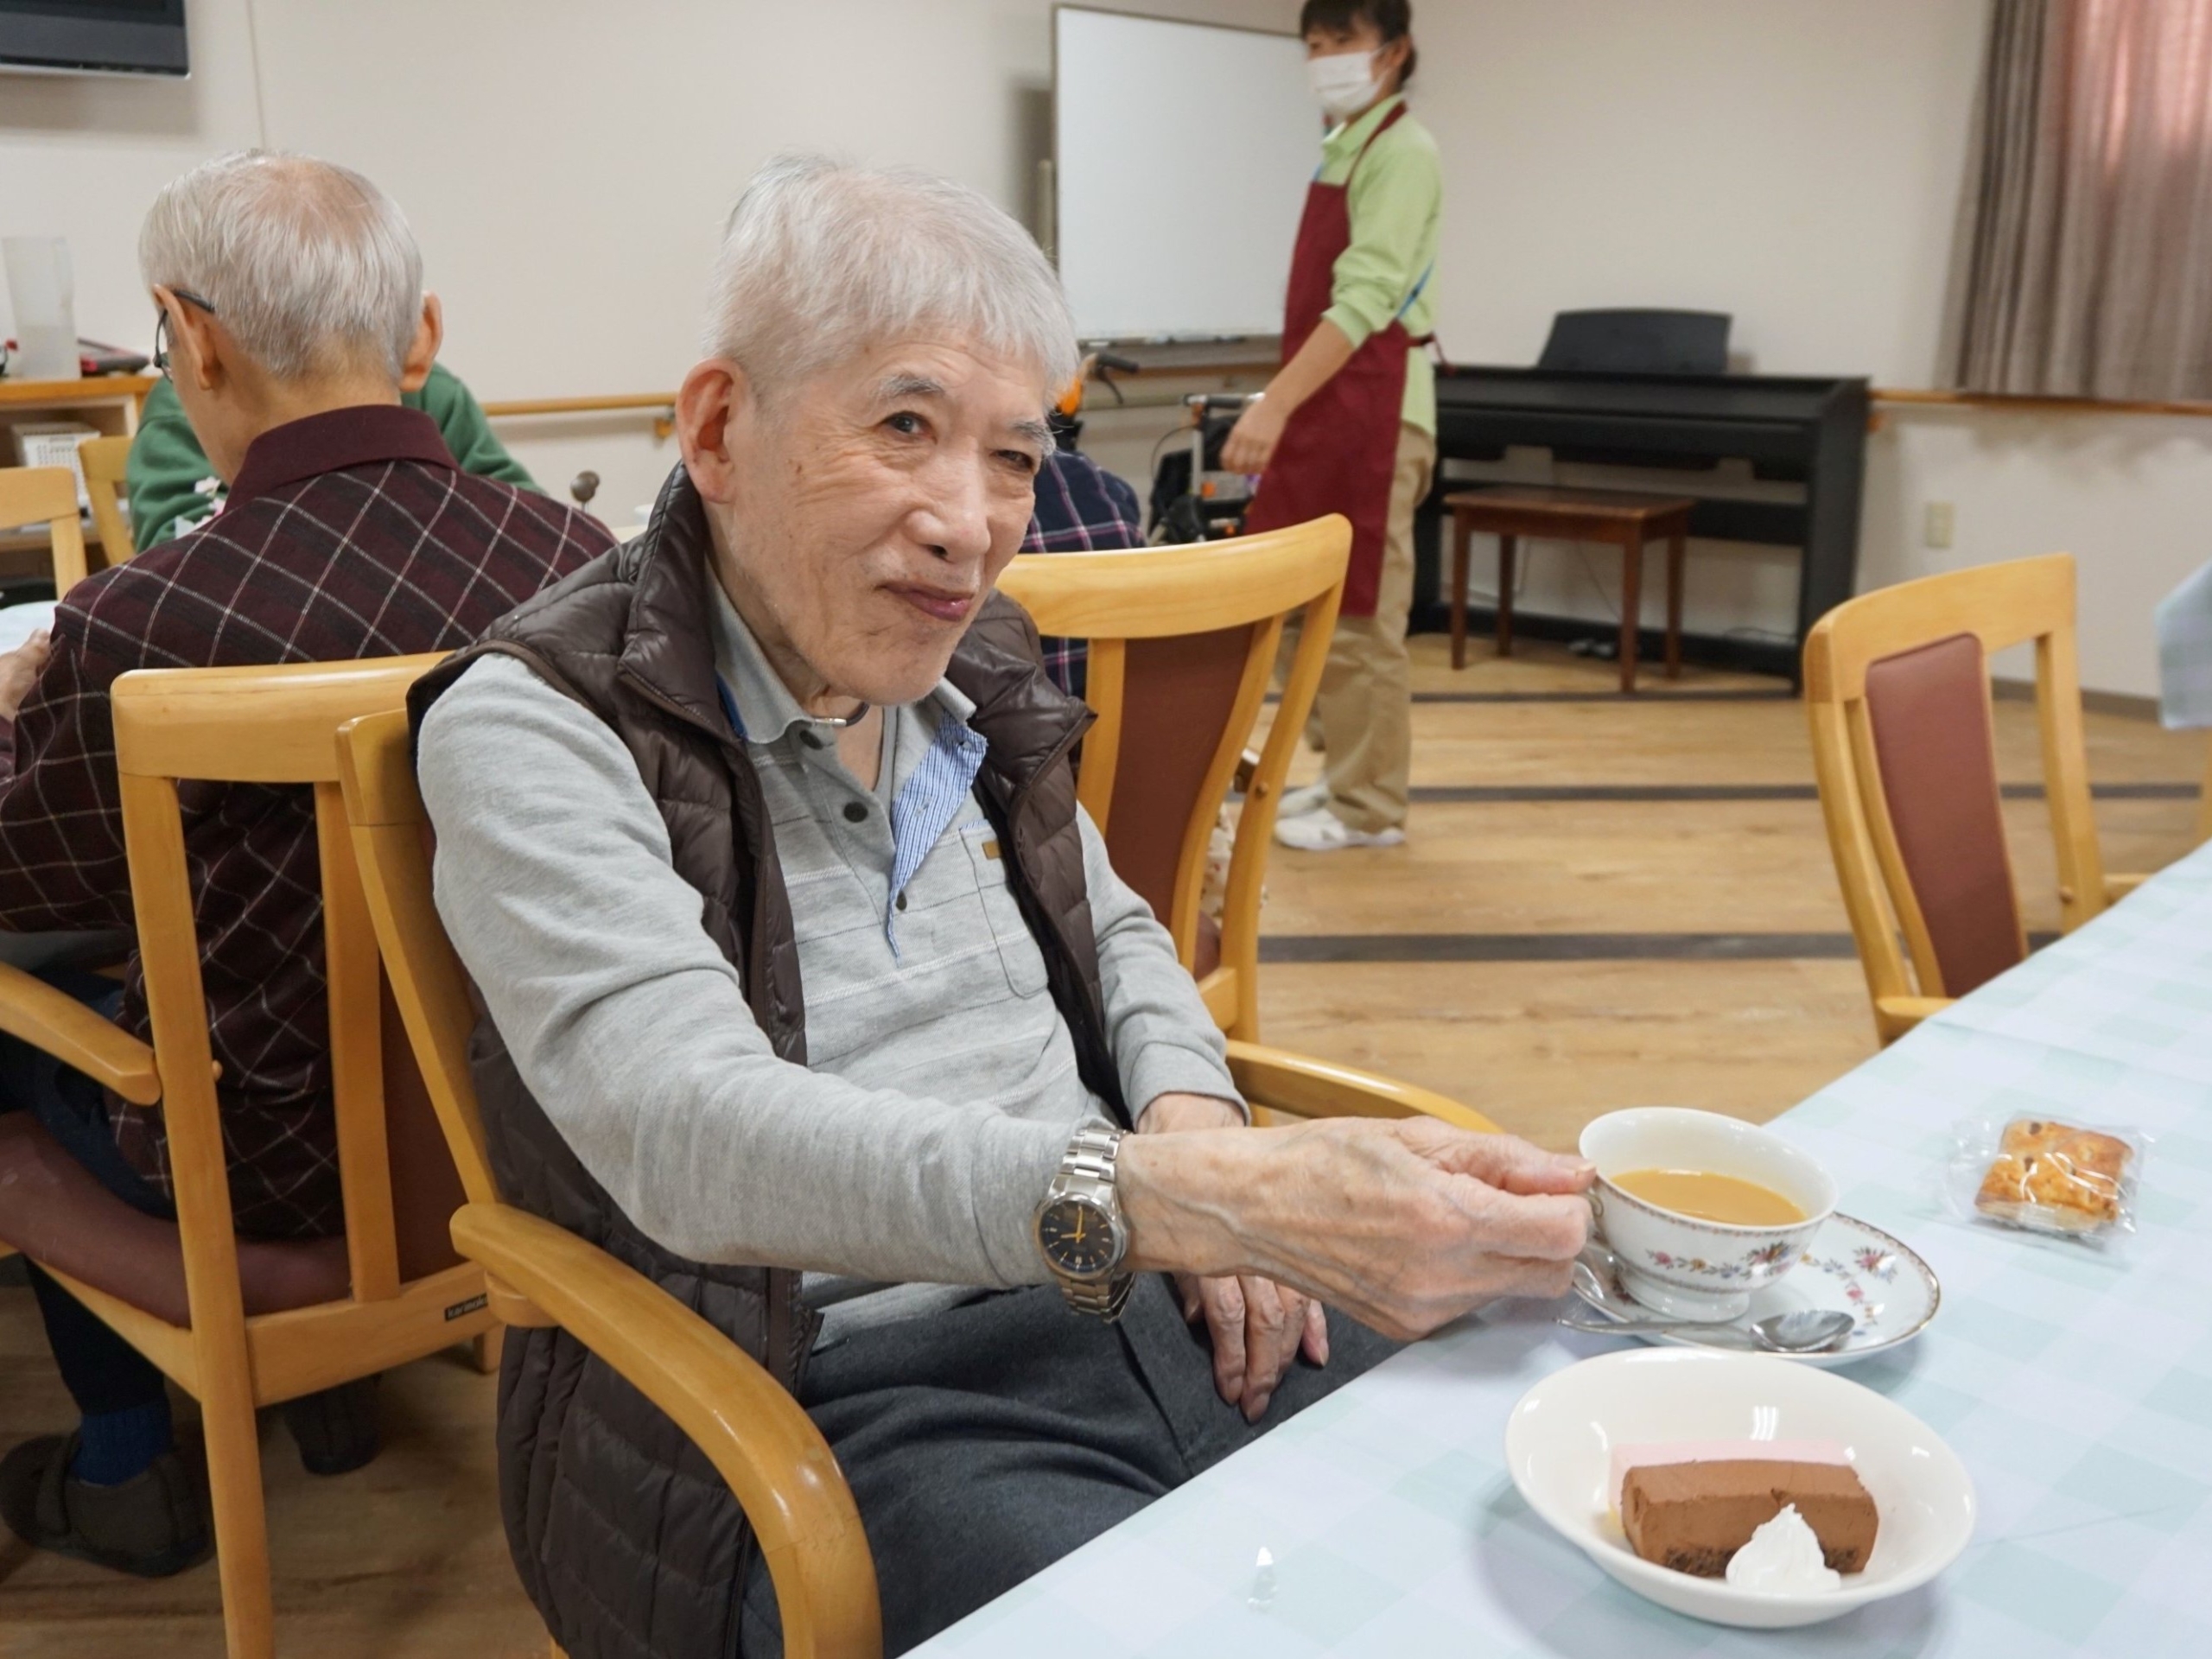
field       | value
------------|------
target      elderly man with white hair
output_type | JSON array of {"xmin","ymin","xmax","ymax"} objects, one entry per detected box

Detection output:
[
  {"xmin": 413, "ymin": 154, "xmax": 1592, "ymax": 1657},
  {"xmin": 0, "ymin": 151, "xmax": 612, "ymax": 1578}
]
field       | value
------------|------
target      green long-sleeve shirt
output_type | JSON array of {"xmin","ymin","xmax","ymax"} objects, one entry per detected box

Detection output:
[
  {"xmin": 126, "ymin": 362, "xmax": 537, "ymax": 550},
  {"xmin": 1316, "ymin": 93, "xmax": 1443, "ymax": 435}
]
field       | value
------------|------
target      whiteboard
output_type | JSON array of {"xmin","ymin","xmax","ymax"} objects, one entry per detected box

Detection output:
[{"xmin": 1053, "ymin": 7, "xmax": 1316, "ymax": 341}]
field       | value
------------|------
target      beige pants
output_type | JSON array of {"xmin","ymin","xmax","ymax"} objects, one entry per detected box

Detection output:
[{"xmin": 1282, "ymin": 423, "xmax": 1435, "ymax": 834}]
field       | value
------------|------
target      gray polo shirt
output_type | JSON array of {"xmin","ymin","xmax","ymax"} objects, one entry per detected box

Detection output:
[{"xmin": 416, "ymin": 574, "xmax": 1239, "ymax": 1338}]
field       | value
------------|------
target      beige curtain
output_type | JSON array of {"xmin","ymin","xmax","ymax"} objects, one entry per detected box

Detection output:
[{"xmin": 1946, "ymin": 0, "xmax": 2212, "ymax": 399}]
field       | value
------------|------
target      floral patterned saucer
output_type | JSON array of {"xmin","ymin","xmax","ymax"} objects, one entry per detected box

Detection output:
[{"xmin": 1573, "ymin": 1212, "xmax": 1941, "ymax": 1369}]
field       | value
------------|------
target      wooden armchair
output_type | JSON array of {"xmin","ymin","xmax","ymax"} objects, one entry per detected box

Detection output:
[
  {"xmin": 0, "ymin": 464, "xmax": 88, "ymax": 594},
  {"xmin": 995, "ymin": 518, "xmax": 1348, "ymax": 1042},
  {"xmin": 1804, "ymin": 553, "xmax": 2146, "ymax": 1045},
  {"xmin": 0, "ymin": 658, "xmax": 494, "ymax": 1659},
  {"xmin": 335, "ymin": 706, "xmax": 880, "ymax": 1659},
  {"xmin": 334, "ymin": 614, "xmax": 1503, "ymax": 1656},
  {"xmin": 78, "ymin": 434, "xmax": 137, "ymax": 568},
  {"xmin": 998, "ymin": 520, "xmax": 1498, "ymax": 1125}
]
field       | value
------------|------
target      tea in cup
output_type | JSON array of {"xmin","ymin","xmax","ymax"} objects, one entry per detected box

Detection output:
[{"xmin": 1579, "ymin": 1108, "xmax": 1837, "ymax": 1321}]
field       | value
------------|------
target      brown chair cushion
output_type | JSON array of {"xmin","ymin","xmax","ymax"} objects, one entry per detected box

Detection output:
[
  {"xmin": 0, "ymin": 1114, "xmax": 351, "ymax": 1326},
  {"xmin": 384, "ymin": 972, "xmax": 467, "ymax": 1282},
  {"xmin": 0, "ymin": 986, "xmax": 463, "ymax": 1328},
  {"xmin": 1103, "ymin": 627, "xmax": 1254, "ymax": 930},
  {"xmin": 1862, "ymin": 632, "xmax": 2024, "ymax": 998}
]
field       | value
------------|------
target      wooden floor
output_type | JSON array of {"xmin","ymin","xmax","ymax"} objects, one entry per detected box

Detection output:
[
  {"xmin": 1, "ymin": 634, "xmax": 2203, "ymax": 1655},
  {"xmin": 1261, "ymin": 635, "xmax": 2208, "ymax": 1150}
]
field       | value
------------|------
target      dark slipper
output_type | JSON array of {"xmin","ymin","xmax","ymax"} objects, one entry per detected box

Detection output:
[
  {"xmin": 279, "ymin": 1375, "xmax": 381, "ymax": 1476},
  {"xmin": 0, "ymin": 1432, "xmax": 211, "ymax": 1578}
]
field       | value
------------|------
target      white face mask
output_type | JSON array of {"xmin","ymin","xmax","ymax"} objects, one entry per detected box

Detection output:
[{"xmin": 1307, "ymin": 48, "xmax": 1385, "ymax": 121}]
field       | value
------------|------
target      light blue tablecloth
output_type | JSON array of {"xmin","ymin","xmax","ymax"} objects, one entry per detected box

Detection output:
[{"xmin": 913, "ymin": 846, "xmax": 2212, "ymax": 1657}]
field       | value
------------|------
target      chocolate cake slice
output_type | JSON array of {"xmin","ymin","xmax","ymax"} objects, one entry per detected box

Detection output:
[{"xmin": 1620, "ymin": 1459, "xmax": 1878, "ymax": 1578}]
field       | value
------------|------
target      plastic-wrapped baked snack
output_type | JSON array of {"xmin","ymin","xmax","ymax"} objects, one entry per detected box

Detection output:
[{"xmin": 1948, "ymin": 1116, "xmax": 2147, "ymax": 1246}]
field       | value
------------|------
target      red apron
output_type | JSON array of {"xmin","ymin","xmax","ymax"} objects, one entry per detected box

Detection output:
[{"xmin": 1242, "ymin": 100, "xmax": 1421, "ymax": 618}]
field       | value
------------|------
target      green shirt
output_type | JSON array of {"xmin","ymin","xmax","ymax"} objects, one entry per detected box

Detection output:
[
  {"xmin": 1315, "ymin": 93, "xmax": 1443, "ymax": 435},
  {"xmin": 126, "ymin": 361, "xmax": 538, "ymax": 550}
]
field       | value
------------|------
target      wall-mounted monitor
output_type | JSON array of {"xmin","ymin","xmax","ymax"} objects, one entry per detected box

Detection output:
[{"xmin": 0, "ymin": 0, "xmax": 188, "ymax": 79}]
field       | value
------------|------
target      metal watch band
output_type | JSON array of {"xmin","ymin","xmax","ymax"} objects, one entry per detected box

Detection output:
[
  {"xmin": 1058, "ymin": 1125, "xmax": 1125, "ymax": 1188},
  {"xmin": 1045, "ymin": 1125, "xmax": 1133, "ymax": 1320},
  {"xmin": 1059, "ymin": 1268, "xmax": 1135, "ymax": 1319}
]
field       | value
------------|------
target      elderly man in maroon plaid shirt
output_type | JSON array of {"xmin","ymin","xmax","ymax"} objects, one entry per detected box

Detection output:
[
  {"xmin": 0, "ymin": 151, "xmax": 613, "ymax": 1578},
  {"xmin": 1023, "ymin": 444, "xmax": 1147, "ymax": 699}
]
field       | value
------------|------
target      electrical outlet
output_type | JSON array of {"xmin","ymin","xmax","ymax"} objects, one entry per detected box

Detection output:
[{"xmin": 1924, "ymin": 501, "xmax": 1956, "ymax": 549}]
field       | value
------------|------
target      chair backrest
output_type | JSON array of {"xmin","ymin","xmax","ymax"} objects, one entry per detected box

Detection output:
[
  {"xmin": 1537, "ymin": 308, "xmax": 1732, "ymax": 375},
  {"xmin": 995, "ymin": 518, "xmax": 1350, "ymax": 1039},
  {"xmin": 1803, "ymin": 553, "xmax": 2100, "ymax": 1034},
  {"xmin": 0, "ymin": 464, "xmax": 88, "ymax": 594},
  {"xmin": 110, "ymin": 656, "xmax": 463, "ymax": 1305},
  {"xmin": 334, "ymin": 709, "xmax": 888, "ymax": 1656},
  {"xmin": 335, "ymin": 706, "xmax": 500, "ymax": 1207},
  {"xmin": 78, "ymin": 435, "xmax": 136, "ymax": 566}
]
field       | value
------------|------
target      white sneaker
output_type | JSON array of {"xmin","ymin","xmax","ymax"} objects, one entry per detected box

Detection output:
[
  {"xmin": 1279, "ymin": 781, "xmax": 1331, "ymax": 817},
  {"xmin": 1273, "ymin": 808, "xmax": 1407, "ymax": 852}
]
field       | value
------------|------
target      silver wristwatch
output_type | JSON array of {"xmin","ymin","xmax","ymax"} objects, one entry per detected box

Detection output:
[{"xmin": 1033, "ymin": 1125, "xmax": 1133, "ymax": 1319}]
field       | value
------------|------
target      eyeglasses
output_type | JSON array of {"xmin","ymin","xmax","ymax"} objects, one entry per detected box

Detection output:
[{"xmin": 152, "ymin": 288, "xmax": 219, "ymax": 374}]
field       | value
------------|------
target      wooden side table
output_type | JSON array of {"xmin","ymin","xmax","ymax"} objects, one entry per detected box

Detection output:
[{"xmin": 1443, "ymin": 486, "xmax": 1697, "ymax": 693}]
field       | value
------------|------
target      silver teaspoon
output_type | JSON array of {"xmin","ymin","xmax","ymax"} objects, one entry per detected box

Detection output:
[
  {"xmin": 1557, "ymin": 1306, "xmax": 1856, "ymax": 1354},
  {"xmin": 1569, "ymin": 1249, "xmax": 1637, "ymax": 1315}
]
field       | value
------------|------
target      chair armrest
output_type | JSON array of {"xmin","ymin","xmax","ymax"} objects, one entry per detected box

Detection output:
[
  {"xmin": 1873, "ymin": 995, "xmax": 1952, "ymax": 1045},
  {"xmin": 1224, "ymin": 1040, "xmax": 1500, "ymax": 1134},
  {"xmin": 0, "ymin": 960, "xmax": 159, "ymax": 1104},
  {"xmin": 448, "ymin": 1204, "xmax": 881, "ymax": 1659},
  {"xmin": 2106, "ymin": 873, "xmax": 2149, "ymax": 903}
]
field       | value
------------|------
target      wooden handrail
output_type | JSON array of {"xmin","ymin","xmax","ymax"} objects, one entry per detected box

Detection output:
[
  {"xmin": 477, "ymin": 392, "xmax": 675, "ymax": 418},
  {"xmin": 1872, "ymin": 387, "xmax": 2212, "ymax": 419},
  {"xmin": 477, "ymin": 385, "xmax": 2212, "ymax": 425}
]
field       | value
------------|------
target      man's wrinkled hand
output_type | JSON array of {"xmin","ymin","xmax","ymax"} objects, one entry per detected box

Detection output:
[
  {"xmin": 1120, "ymin": 1116, "xmax": 1597, "ymax": 1343},
  {"xmin": 1176, "ymin": 1268, "xmax": 1327, "ymax": 1422},
  {"xmin": 0, "ymin": 630, "xmax": 52, "ymax": 721},
  {"xmin": 1141, "ymin": 1090, "xmax": 1324, "ymax": 1420}
]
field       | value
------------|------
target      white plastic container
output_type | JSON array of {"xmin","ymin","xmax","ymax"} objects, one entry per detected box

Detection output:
[{"xmin": 3, "ymin": 238, "xmax": 81, "ymax": 381}]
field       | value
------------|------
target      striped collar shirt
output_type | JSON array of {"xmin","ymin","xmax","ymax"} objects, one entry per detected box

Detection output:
[{"xmin": 705, "ymin": 579, "xmax": 988, "ymax": 955}]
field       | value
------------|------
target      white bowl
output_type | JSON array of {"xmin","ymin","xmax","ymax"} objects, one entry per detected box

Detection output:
[
  {"xmin": 1504, "ymin": 1349, "xmax": 1975, "ymax": 1629},
  {"xmin": 1581, "ymin": 1107, "xmax": 1838, "ymax": 1320}
]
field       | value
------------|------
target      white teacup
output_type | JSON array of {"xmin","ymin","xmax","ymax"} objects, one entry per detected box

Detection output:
[{"xmin": 1580, "ymin": 1108, "xmax": 1837, "ymax": 1322}]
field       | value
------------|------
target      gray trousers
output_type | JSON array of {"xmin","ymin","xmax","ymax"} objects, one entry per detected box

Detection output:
[{"xmin": 738, "ymin": 1274, "xmax": 1398, "ymax": 1656}]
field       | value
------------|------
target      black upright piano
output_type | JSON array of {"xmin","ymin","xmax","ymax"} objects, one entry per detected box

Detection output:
[{"xmin": 1421, "ymin": 365, "xmax": 1871, "ymax": 687}]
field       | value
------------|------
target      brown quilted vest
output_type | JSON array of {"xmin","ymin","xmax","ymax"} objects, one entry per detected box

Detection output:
[{"xmin": 409, "ymin": 466, "xmax": 1128, "ymax": 1659}]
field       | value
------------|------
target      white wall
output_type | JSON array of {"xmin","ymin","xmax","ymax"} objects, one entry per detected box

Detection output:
[
  {"xmin": 3, "ymin": 0, "xmax": 1294, "ymax": 524},
  {"xmin": 0, "ymin": 0, "xmax": 265, "ymax": 343},
  {"xmin": 10, "ymin": 0, "xmax": 2209, "ymax": 696},
  {"xmin": 1416, "ymin": 0, "xmax": 2212, "ymax": 700}
]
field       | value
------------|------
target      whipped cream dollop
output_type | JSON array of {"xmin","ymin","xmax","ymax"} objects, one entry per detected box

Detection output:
[{"xmin": 1725, "ymin": 1504, "xmax": 1841, "ymax": 1593}]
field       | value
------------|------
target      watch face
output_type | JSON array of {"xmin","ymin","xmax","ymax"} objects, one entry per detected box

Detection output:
[{"xmin": 1038, "ymin": 1196, "xmax": 1119, "ymax": 1278}]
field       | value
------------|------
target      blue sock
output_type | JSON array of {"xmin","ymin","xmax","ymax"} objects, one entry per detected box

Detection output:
[{"xmin": 70, "ymin": 1397, "xmax": 174, "ymax": 1487}]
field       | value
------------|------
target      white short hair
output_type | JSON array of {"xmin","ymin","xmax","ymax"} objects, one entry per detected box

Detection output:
[
  {"xmin": 138, "ymin": 150, "xmax": 423, "ymax": 382},
  {"xmin": 702, "ymin": 154, "xmax": 1078, "ymax": 410}
]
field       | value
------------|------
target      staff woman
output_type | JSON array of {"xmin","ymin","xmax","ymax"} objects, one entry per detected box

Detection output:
[{"xmin": 1226, "ymin": 0, "xmax": 1440, "ymax": 853}]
